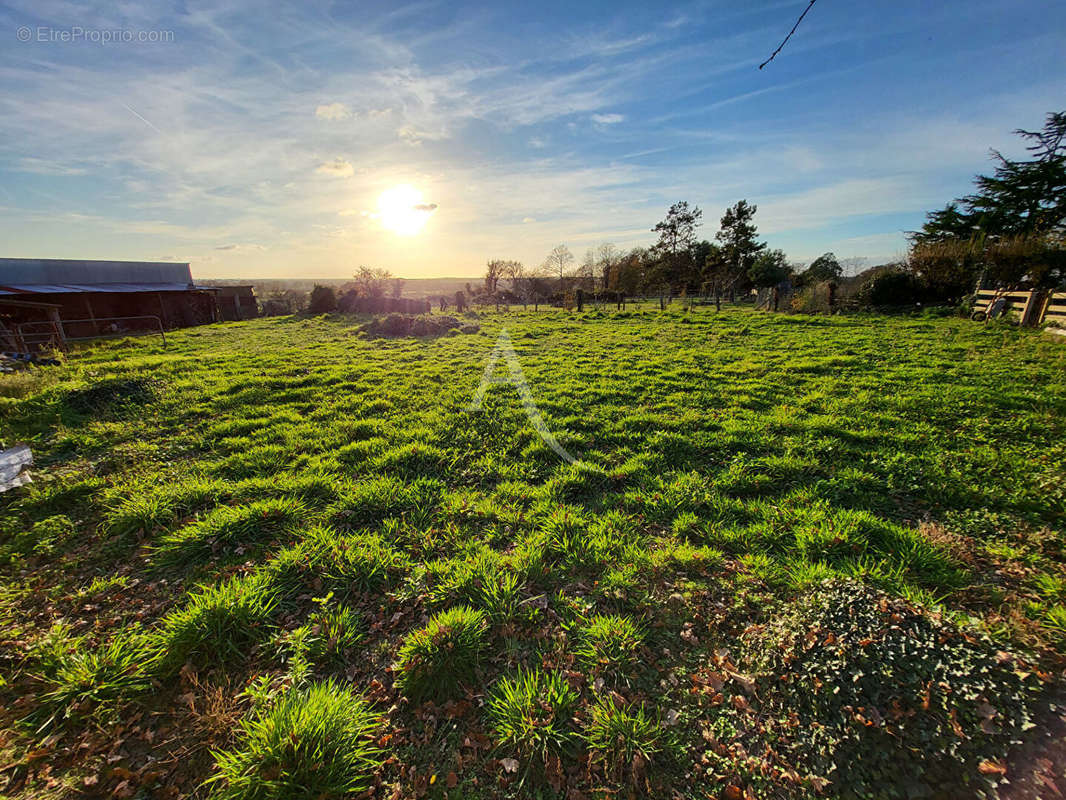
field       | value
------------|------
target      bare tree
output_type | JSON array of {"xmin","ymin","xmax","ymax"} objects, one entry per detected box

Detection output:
[
  {"xmin": 484, "ymin": 259, "xmax": 508, "ymax": 294},
  {"xmin": 580, "ymin": 248, "xmax": 597, "ymax": 289},
  {"xmin": 596, "ymin": 243, "xmax": 619, "ymax": 290},
  {"xmin": 544, "ymin": 244, "xmax": 574, "ymax": 284}
]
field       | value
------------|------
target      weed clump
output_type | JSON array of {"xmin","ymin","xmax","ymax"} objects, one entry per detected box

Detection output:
[
  {"xmin": 585, "ymin": 698, "xmax": 661, "ymax": 784},
  {"xmin": 575, "ymin": 614, "xmax": 644, "ymax": 685},
  {"xmin": 154, "ymin": 574, "xmax": 278, "ymax": 673},
  {"xmin": 208, "ymin": 680, "xmax": 381, "ymax": 800},
  {"xmin": 487, "ymin": 669, "xmax": 579, "ymax": 769},
  {"xmin": 744, "ymin": 579, "xmax": 1040, "ymax": 798},
  {"xmin": 394, "ymin": 606, "xmax": 487, "ymax": 702},
  {"xmin": 361, "ymin": 313, "xmax": 476, "ymax": 338}
]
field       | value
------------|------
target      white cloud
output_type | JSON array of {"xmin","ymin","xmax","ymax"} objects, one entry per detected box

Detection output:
[
  {"xmin": 1, "ymin": 0, "xmax": 1059, "ymax": 279},
  {"xmin": 14, "ymin": 157, "xmax": 87, "ymax": 175},
  {"xmin": 315, "ymin": 102, "xmax": 352, "ymax": 120},
  {"xmin": 315, "ymin": 159, "xmax": 355, "ymax": 177}
]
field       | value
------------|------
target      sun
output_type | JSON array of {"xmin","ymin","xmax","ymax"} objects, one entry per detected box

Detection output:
[{"xmin": 377, "ymin": 184, "xmax": 435, "ymax": 236}]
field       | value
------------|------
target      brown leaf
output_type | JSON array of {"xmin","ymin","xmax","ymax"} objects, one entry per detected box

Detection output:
[
  {"xmin": 978, "ymin": 759, "xmax": 1007, "ymax": 776},
  {"xmin": 727, "ymin": 670, "xmax": 756, "ymax": 695},
  {"xmin": 446, "ymin": 772, "xmax": 458, "ymax": 788}
]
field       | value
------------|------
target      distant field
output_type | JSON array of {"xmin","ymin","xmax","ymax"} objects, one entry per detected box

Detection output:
[{"xmin": 1, "ymin": 309, "xmax": 1064, "ymax": 799}]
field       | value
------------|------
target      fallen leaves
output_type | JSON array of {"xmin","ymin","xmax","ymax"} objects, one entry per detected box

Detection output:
[{"xmin": 977, "ymin": 759, "xmax": 1007, "ymax": 776}]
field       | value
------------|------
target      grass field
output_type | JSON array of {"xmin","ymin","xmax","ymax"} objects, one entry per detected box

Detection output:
[{"xmin": 1, "ymin": 308, "xmax": 1065, "ymax": 799}]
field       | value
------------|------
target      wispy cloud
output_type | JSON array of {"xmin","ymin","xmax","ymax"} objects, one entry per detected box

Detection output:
[
  {"xmin": 315, "ymin": 102, "xmax": 352, "ymax": 120},
  {"xmin": 0, "ymin": 0, "xmax": 1061, "ymax": 275},
  {"xmin": 316, "ymin": 159, "xmax": 355, "ymax": 177}
]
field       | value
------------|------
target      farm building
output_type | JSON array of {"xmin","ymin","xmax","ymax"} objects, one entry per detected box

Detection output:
[
  {"xmin": 0, "ymin": 258, "xmax": 228, "ymax": 351},
  {"xmin": 214, "ymin": 285, "xmax": 259, "ymax": 321}
]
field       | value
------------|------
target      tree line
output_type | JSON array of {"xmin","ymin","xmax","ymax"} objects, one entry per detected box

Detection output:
[{"xmin": 477, "ymin": 200, "xmax": 847, "ymax": 308}]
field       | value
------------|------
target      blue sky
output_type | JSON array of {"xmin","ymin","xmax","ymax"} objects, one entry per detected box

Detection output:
[{"xmin": 1, "ymin": 0, "xmax": 1063, "ymax": 279}]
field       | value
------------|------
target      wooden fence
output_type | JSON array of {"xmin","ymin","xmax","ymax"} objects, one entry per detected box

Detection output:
[{"xmin": 973, "ymin": 289, "xmax": 1066, "ymax": 326}]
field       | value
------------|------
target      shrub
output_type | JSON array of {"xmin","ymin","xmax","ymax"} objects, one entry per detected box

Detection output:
[
  {"xmin": 585, "ymin": 698, "xmax": 660, "ymax": 782},
  {"xmin": 394, "ymin": 606, "xmax": 487, "ymax": 702},
  {"xmin": 744, "ymin": 580, "xmax": 1040, "ymax": 799},
  {"xmin": 575, "ymin": 614, "xmax": 643, "ymax": 685},
  {"xmin": 856, "ymin": 268, "xmax": 925, "ymax": 308},
  {"xmin": 487, "ymin": 669, "xmax": 579, "ymax": 767},
  {"xmin": 308, "ymin": 285, "xmax": 337, "ymax": 314},
  {"xmin": 207, "ymin": 680, "xmax": 381, "ymax": 800}
]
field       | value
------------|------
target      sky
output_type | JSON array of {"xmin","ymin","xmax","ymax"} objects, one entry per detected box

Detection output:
[{"xmin": 0, "ymin": 0, "xmax": 1063, "ymax": 280}]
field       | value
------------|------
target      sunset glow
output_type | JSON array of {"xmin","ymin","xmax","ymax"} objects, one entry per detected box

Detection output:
[{"xmin": 377, "ymin": 185, "xmax": 435, "ymax": 236}]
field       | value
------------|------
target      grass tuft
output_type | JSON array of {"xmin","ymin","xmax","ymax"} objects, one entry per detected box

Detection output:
[
  {"xmin": 32, "ymin": 636, "xmax": 156, "ymax": 730},
  {"xmin": 585, "ymin": 698, "xmax": 661, "ymax": 782},
  {"xmin": 207, "ymin": 680, "xmax": 381, "ymax": 800},
  {"xmin": 394, "ymin": 606, "xmax": 487, "ymax": 703},
  {"xmin": 487, "ymin": 668, "xmax": 579, "ymax": 767},
  {"xmin": 153, "ymin": 574, "xmax": 278, "ymax": 673},
  {"xmin": 154, "ymin": 498, "xmax": 306, "ymax": 565},
  {"xmin": 575, "ymin": 614, "xmax": 644, "ymax": 685}
]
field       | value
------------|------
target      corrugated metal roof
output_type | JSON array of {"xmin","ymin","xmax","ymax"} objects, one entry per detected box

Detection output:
[
  {"xmin": 0, "ymin": 283, "xmax": 216, "ymax": 295},
  {"xmin": 0, "ymin": 258, "xmax": 193, "ymax": 285}
]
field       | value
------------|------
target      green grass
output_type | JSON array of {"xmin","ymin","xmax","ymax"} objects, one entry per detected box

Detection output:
[
  {"xmin": 487, "ymin": 668, "xmax": 580, "ymax": 769},
  {"xmin": 153, "ymin": 573, "xmax": 279, "ymax": 672},
  {"xmin": 394, "ymin": 606, "xmax": 488, "ymax": 702},
  {"xmin": 585, "ymin": 698, "xmax": 661, "ymax": 783},
  {"xmin": 573, "ymin": 613, "xmax": 644, "ymax": 685},
  {"xmin": 207, "ymin": 680, "xmax": 381, "ymax": 800},
  {"xmin": 1, "ymin": 307, "xmax": 1064, "ymax": 798}
]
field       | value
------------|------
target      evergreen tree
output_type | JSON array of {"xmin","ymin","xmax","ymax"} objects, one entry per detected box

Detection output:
[
  {"xmin": 715, "ymin": 200, "xmax": 766, "ymax": 294},
  {"xmin": 914, "ymin": 112, "xmax": 1066, "ymax": 243},
  {"xmin": 651, "ymin": 201, "xmax": 703, "ymax": 292}
]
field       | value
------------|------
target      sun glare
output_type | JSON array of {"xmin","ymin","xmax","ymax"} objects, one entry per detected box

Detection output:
[{"xmin": 377, "ymin": 184, "xmax": 435, "ymax": 236}]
